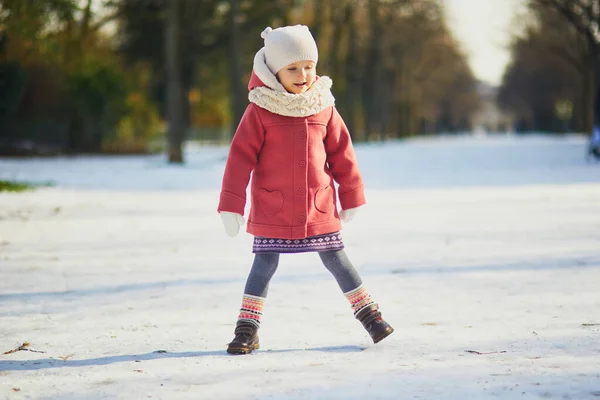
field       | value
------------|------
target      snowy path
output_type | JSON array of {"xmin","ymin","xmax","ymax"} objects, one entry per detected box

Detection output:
[{"xmin": 1, "ymin": 135, "xmax": 600, "ymax": 399}]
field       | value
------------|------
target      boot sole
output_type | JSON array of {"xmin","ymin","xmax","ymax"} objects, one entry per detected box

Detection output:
[
  {"xmin": 373, "ymin": 327, "xmax": 394, "ymax": 344},
  {"xmin": 227, "ymin": 343, "xmax": 260, "ymax": 355}
]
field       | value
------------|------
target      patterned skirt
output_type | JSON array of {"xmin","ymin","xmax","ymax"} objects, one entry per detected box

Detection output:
[{"xmin": 252, "ymin": 231, "xmax": 344, "ymax": 254}]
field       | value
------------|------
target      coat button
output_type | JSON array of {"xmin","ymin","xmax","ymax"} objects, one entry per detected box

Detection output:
[
  {"xmin": 298, "ymin": 188, "xmax": 306, "ymax": 195},
  {"xmin": 299, "ymin": 132, "xmax": 307, "ymax": 139},
  {"xmin": 299, "ymin": 160, "xmax": 306, "ymax": 167},
  {"xmin": 298, "ymin": 215, "xmax": 306, "ymax": 223}
]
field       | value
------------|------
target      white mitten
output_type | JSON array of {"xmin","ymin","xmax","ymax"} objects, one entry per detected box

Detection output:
[
  {"xmin": 220, "ymin": 211, "xmax": 245, "ymax": 237},
  {"xmin": 340, "ymin": 207, "xmax": 360, "ymax": 223}
]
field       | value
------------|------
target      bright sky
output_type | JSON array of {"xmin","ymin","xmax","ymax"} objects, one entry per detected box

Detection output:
[{"xmin": 442, "ymin": 0, "xmax": 528, "ymax": 86}]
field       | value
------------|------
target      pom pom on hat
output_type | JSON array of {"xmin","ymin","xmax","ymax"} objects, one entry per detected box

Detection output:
[
  {"xmin": 261, "ymin": 25, "xmax": 318, "ymax": 74},
  {"xmin": 261, "ymin": 27, "xmax": 272, "ymax": 39}
]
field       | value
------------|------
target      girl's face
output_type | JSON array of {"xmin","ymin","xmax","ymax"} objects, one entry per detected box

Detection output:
[{"xmin": 276, "ymin": 60, "xmax": 317, "ymax": 94}]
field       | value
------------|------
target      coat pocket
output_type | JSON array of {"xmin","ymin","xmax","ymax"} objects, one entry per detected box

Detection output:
[
  {"xmin": 314, "ymin": 185, "xmax": 333, "ymax": 214},
  {"xmin": 256, "ymin": 188, "xmax": 284, "ymax": 217}
]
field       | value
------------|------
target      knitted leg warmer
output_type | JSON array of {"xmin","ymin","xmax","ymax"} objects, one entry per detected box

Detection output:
[
  {"xmin": 237, "ymin": 294, "xmax": 265, "ymax": 328},
  {"xmin": 344, "ymin": 284, "xmax": 377, "ymax": 316}
]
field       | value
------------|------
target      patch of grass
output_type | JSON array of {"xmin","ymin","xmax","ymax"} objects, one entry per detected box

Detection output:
[{"xmin": 0, "ymin": 180, "xmax": 34, "ymax": 192}]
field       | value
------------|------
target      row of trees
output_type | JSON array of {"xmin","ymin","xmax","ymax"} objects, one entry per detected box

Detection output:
[
  {"xmin": 499, "ymin": 0, "xmax": 600, "ymax": 134},
  {"xmin": 122, "ymin": 0, "xmax": 481, "ymax": 162},
  {"xmin": 1, "ymin": 0, "xmax": 479, "ymax": 161},
  {"xmin": 0, "ymin": 0, "xmax": 162, "ymax": 155}
]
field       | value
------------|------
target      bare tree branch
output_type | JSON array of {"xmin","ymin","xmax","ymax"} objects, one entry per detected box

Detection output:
[
  {"xmin": 533, "ymin": 0, "xmax": 599, "ymax": 55},
  {"xmin": 90, "ymin": 9, "xmax": 123, "ymax": 32}
]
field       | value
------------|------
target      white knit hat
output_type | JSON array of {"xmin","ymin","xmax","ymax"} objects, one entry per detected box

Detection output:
[{"xmin": 261, "ymin": 25, "xmax": 318, "ymax": 74}]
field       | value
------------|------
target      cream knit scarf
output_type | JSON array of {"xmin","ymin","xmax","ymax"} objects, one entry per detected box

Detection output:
[
  {"xmin": 249, "ymin": 47, "xmax": 335, "ymax": 117},
  {"xmin": 249, "ymin": 77, "xmax": 335, "ymax": 117}
]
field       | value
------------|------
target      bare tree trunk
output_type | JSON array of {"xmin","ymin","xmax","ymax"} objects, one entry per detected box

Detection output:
[
  {"xmin": 165, "ymin": 0, "xmax": 184, "ymax": 163},
  {"xmin": 361, "ymin": 0, "xmax": 382, "ymax": 140},
  {"xmin": 406, "ymin": 76, "xmax": 417, "ymax": 136},
  {"xmin": 229, "ymin": 0, "xmax": 244, "ymax": 135},
  {"xmin": 396, "ymin": 66, "xmax": 412, "ymax": 137},
  {"xmin": 380, "ymin": 68, "xmax": 394, "ymax": 137},
  {"xmin": 344, "ymin": 3, "xmax": 360, "ymax": 140},
  {"xmin": 328, "ymin": 0, "xmax": 344, "ymax": 80},
  {"xmin": 311, "ymin": 0, "xmax": 327, "ymax": 45},
  {"xmin": 182, "ymin": 59, "xmax": 194, "ymax": 135},
  {"xmin": 583, "ymin": 59, "xmax": 595, "ymax": 134},
  {"xmin": 81, "ymin": 0, "xmax": 93, "ymax": 39},
  {"xmin": 594, "ymin": 59, "xmax": 600, "ymax": 131}
]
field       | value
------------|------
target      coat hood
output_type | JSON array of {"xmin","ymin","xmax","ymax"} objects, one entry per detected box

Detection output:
[
  {"xmin": 250, "ymin": 47, "xmax": 288, "ymax": 92},
  {"xmin": 248, "ymin": 70, "xmax": 268, "ymax": 92}
]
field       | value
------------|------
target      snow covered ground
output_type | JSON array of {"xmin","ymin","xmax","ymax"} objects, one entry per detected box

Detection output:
[{"xmin": 1, "ymin": 133, "xmax": 599, "ymax": 399}]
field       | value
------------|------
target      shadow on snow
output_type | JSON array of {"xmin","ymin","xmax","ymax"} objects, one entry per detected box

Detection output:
[
  {"xmin": 1, "ymin": 255, "xmax": 599, "ymax": 304},
  {"xmin": 0, "ymin": 346, "xmax": 365, "ymax": 371}
]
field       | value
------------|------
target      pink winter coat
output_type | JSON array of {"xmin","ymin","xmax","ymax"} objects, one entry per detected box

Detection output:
[{"xmin": 217, "ymin": 73, "xmax": 366, "ymax": 239}]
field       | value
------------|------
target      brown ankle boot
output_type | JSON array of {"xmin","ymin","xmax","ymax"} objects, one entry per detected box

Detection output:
[
  {"xmin": 227, "ymin": 322, "xmax": 260, "ymax": 355},
  {"xmin": 356, "ymin": 304, "xmax": 394, "ymax": 343}
]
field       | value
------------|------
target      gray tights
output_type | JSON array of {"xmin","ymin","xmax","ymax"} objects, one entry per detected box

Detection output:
[{"xmin": 243, "ymin": 249, "xmax": 363, "ymax": 297}]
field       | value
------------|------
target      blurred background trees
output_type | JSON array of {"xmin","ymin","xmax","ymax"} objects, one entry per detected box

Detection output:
[
  {"xmin": 0, "ymin": 0, "xmax": 594, "ymax": 160},
  {"xmin": 499, "ymin": 0, "xmax": 599, "ymax": 134},
  {"xmin": 0, "ymin": 0, "xmax": 161, "ymax": 155}
]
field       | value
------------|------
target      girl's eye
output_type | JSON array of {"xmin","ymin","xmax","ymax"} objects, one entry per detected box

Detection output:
[{"xmin": 288, "ymin": 68, "xmax": 296, "ymax": 71}]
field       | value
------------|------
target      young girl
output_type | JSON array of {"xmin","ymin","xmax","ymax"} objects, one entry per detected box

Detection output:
[{"xmin": 218, "ymin": 25, "xmax": 393, "ymax": 354}]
